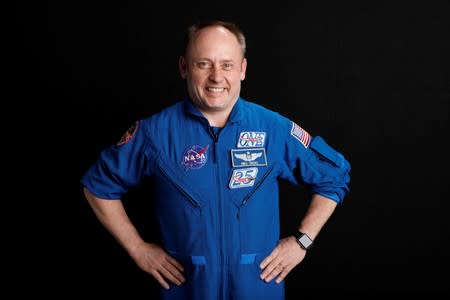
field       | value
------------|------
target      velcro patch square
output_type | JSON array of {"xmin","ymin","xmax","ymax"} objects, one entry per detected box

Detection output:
[
  {"xmin": 229, "ymin": 167, "xmax": 258, "ymax": 189},
  {"xmin": 231, "ymin": 148, "xmax": 267, "ymax": 167},
  {"xmin": 237, "ymin": 132, "xmax": 266, "ymax": 148}
]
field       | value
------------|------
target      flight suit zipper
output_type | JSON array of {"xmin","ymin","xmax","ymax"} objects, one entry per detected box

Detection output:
[
  {"xmin": 237, "ymin": 165, "xmax": 274, "ymax": 220},
  {"xmin": 208, "ymin": 126, "xmax": 226, "ymax": 299},
  {"xmin": 158, "ymin": 164, "xmax": 201, "ymax": 208}
]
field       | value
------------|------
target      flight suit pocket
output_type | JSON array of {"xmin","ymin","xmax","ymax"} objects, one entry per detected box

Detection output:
[
  {"xmin": 160, "ymin": 252, "xmax": 209, "ymax": 300},
  {"xmin": 237, "ymin": 167, "xmax": 280, "ymax": 253},
  {"xmin": 231, "ymin": 248, "xmax": 285, "ymax": 300},
  {"xmin": 154, "ymin": 162, "xmax": 207, "ymax": 255},
  {"xmin": 310, "ymin": 136, "xmax": 343, "ymax": 167}
]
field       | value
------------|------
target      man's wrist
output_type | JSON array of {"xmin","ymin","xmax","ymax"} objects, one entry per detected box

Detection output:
[{"xmin": 293, "ymin": 231, "xmax": 314, "ymax": 250}]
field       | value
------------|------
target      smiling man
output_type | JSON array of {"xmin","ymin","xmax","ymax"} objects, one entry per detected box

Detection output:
[
  {"xmin": 81, "ymin": 20, "xmax": 351, "ymax": 300},
  {"xmin": 179, "ymin": 23, "xmax": 247, "ymax": 127}
]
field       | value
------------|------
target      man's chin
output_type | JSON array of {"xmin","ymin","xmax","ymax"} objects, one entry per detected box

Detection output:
[{"xmin": 203, "ymin": 100, "xmax": 226, "ymax": 111}]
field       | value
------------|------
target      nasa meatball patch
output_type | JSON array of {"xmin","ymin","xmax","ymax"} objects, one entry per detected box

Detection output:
[
  {"xmin": 117, "ymin": 121, "xmax": 139, "ymax": 146},
  {"xmin": 182, "ymin": 144, "xmax": 209, "ymax": 170}
]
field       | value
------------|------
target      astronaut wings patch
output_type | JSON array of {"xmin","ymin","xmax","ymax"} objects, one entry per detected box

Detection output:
[{"xmin": 290, "ymin": 122, "xmax": 310, "ymax": 148}]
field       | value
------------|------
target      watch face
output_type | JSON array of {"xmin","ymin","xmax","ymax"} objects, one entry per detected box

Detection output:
[{"xmin": 299, "ymin": 234, "xmax": 313, "ymax": 249}]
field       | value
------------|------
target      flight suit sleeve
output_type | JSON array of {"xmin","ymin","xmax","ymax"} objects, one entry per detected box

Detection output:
[
  {"xmin": 80, "ymin": 120, "xmax": 154, "ymax": 200},
  {"xmin": 280, "ymin": 119, "xmax": 351, "ymax": 204}
]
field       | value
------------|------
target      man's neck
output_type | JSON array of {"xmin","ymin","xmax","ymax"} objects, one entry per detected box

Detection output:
[{"xmin": 199, "ymin": 106, "xmax": 234, "ymax": 127}]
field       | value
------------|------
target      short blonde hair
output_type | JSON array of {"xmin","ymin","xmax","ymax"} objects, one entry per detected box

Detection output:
[{"xmin": 184, "ymin": 20, "xmax": 246, "ymax": 57}]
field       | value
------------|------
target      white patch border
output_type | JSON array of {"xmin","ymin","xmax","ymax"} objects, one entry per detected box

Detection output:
[
  {"xmin": 237, "ymin": 131, "xmax": 267, "ymax": 148},
  {"xmin": 229, "ymin": 167, "xmax": 259, "ymax": 189},
  {"xmin": 231, "ymin": 148, "xmax": 268, "ymax": 167}
]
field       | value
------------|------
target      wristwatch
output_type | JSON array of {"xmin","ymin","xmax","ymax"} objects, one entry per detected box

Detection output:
[{"xmin": 294, "ymin": 231, "xmax": 313, "ymax": 250}]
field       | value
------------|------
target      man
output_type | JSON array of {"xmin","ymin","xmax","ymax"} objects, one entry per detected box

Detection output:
[{"xmin": 81, "ymin": 20, "xmax": 351, "ymax": 300}]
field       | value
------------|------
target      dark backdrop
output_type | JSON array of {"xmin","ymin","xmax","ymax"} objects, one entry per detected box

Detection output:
[{"xmin": 14, "ymin": 1, "xmax": 449, "ymax": 298}]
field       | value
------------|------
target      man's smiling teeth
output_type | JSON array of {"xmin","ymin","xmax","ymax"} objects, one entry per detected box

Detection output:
[{"xmin": 207, "ymin": 87, "xmax": 224, "ymax": 92}]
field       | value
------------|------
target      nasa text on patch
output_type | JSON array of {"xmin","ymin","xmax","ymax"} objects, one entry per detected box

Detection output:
[
  {"xmin": 231, "ymin": 148, "xmax": 267, "ymax": 167},
  {"xmin": 182, "ymin": 144, "xmax": 209, "ymax": 170},
  {"xmin": 237, "ymin": 132, "xmax": 266, "ymax": 148},
  {"xmin": 229, "ymin": 167, "xmax": 259, "ymax": 189}
]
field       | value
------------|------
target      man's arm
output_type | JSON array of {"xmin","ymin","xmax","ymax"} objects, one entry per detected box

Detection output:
[
  {"xmin": 83, "ymin": 187, "xmax": 185, "ymax": 289},
  {"xmin": 296, "ymin": 193, "xmax": 337, "ymax": 239},
  {"xmin": 259, "ymin": 194, "xmax": 337, "ymax": 284}
]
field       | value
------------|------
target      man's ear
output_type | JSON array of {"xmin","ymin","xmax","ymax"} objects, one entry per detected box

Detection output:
[
  {"xmin": 179, "ymin": 56, "xmax": 188, "ymax": 79},
  {"xmin": 240, "ymin": 58, "xmax": 247, "ymax": 81}
]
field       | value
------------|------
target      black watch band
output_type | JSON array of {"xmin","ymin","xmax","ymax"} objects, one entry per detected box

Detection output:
[{"xmin": 294, "ymin": 231, "xmax": 313, "ymax": 250}]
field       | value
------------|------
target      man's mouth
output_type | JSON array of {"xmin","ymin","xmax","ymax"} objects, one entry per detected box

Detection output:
[{"xmin": 206, "ymin": 87, "xmax": 225, "ymax": 92}]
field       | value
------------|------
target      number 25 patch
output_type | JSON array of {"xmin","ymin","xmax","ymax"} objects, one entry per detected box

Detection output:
[{"xmin": 229, "ymin": 167, "xmax": 258, "ymax": 189}]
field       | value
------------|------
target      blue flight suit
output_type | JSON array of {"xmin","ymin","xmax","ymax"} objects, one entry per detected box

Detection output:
[{"xmin": 81, "ymin": 97, "xmax": 351, "ymax": 300}]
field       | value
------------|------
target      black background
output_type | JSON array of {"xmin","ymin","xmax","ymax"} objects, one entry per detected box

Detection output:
[{"xmin": 14, "ymin": 0, "xmax": 449, "ymax": 298}]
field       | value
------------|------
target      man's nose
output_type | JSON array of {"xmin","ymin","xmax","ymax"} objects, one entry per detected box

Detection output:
[{"xmin": 209, "ymin": 66, "xmax": 224, "ymax": 82}]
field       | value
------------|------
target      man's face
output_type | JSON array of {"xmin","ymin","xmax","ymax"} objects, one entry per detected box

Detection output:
[{"xmin": 179, "ymin": 26, "xmax": 247, "ymax": 117}]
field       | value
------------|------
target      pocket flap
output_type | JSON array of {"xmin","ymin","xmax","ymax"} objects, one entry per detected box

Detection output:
[{"xmin": 310, "ymin": 136, "xmax": 343, "ymax": 167}]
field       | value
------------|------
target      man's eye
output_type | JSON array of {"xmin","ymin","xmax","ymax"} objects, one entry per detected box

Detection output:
[
  {"xmin": 197, "ymin": 62, "xmax": 211, "ymax": 69},
  {"xmin": 223, "ymin": 63, "xmax": 233, "ymax": 70}
]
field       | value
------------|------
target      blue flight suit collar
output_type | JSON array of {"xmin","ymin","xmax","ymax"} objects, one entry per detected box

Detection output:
[{"xmin": 183, "ymin": 97, "xmax": 243, "ymax": 126}]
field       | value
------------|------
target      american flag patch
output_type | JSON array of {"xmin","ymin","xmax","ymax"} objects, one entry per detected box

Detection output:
[{"xmin": 291, "ymin": 122, "xmax": 310, "ymax": 148}]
